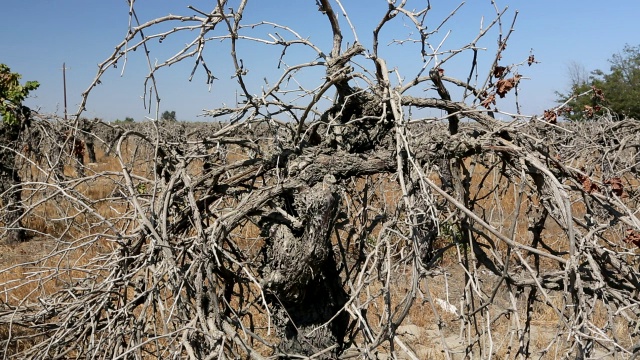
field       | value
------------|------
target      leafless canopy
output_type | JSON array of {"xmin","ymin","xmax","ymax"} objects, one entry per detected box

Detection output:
[{"xmin": 2, "ymin": 1, "xmax": 640, "ymax": 359}]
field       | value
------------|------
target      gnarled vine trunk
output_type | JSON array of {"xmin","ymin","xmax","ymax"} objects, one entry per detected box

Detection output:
[
  {"xmin": 3, "ymin": 2, "xmax": 640, "ymax": 359},
  {"xmin": 260, "ymin": 176, "xmax": 347, "ymax": 357}
]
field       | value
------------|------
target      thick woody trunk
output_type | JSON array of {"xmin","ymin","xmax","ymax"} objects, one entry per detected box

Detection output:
[{"xmin": 261, "ymin": 176, "xmax": 348, "ymax": 358}]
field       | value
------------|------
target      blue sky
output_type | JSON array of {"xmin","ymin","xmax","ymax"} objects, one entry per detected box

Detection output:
[{"xmin": 1, "ymin": 1, "xmax": 638, "ymax": 122}]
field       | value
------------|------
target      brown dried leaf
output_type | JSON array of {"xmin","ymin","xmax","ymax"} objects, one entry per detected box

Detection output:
[
  {"xmin": 577, "ymin": 173, "xmax": 599, "ymax": 194},
  {"xmin": 584, "ymin": 105, "xmax": 594, "ymax": 118},
  {"xmin": 583, "ymin": 178, "xmax": 599, "ymax": 193},
  {"xmin": 481, "ymin": 93, "xmax": 496, "ymax": 109},
  {"xmin": 604, "ymin": 177, "xmax": 624, "ymax": 196},
  {"xmin": 496, "ymin": 75, "xmax": 521, "ymax": 98},
  {"xmin": 624, "ymin": 229, "xmax": 640, "ymax": 248},
  {"xmin": 527, "ymin": 54, "xmax": 535, "ymax": 66},
  {"xmin": 543, "ymin": 110, "xmax": 557, "ymax": 124},
  {"xmin": 558, "ymin": 106, "xmax": 573, "ymax": 115},
  {"xmin": 592, "ymin": 86, "xmax": 605, "ymax": 101},
  {"xmin": 493, "ymin": 66, "xmax": 507, "ymax": 78}
]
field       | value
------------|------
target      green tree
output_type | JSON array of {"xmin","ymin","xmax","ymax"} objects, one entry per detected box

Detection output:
[
  {"xmin": 601, "ymin": 44, "xmax": 640, "ymax": 118},
  {"xmin": 161, "ymin": 110, "xmax": 176, "ymax": 122},
  {"xmin": 0, "ymin": 64, "xmax": 39, "ymax": 243},
  {"xmin": 1, "ymin": 64, "xmax": 39, "ymax": 124},
  {"xmin": 114, "ymin": 116, "xmax": 135, "ymax": 124},
  {"xmin": 558, "ymin": 44, "xmax": 640, "ymax": 120}
]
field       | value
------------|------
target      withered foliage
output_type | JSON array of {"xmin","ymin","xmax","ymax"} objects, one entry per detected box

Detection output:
[
  {"xmin": 592, "ymin": 85, "xmax": 606, "ymax": 101},
  {"xmin": 624, "ymin": 229, "xmax": 640, "ymax": 248},
  {"xmin": 496, "ymin": 74, "xmax": 522, "ymax": 97},
  {"xmin": 527, "ymin": 54, "xmax": 536, "ymax": 66},
  {"xmin": 1, "ymin": 2, "xmax": 640, "ymax": 360},
  {"xmin": 583, "ymin": 104, "xmax": 602, "ymax": 117},
  {"xmin": 493, "ymin": 65, "xmax": 507, "ymax": 78},
  {"xmin": 543, "ymin": 109, "xmax": 558, "ymax": 124},
  {"xmin": 481, "ymin": 93, "xmax": 496, "ymax": 109},
  {"xmin": 577, "ymin": 172, "xmax": 600, "ymax": 194},
  {"xmin": 604, "ymin": 177, "xmax": 624, "ymax": 196}
]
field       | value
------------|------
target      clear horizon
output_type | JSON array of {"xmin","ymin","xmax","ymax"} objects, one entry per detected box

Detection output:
[{"xmin": 1, "ymin": 1, "xmax": 638, "ymax": 122}]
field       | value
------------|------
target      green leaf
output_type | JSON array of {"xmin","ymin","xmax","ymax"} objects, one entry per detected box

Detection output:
[
  {"xmin": 0, "ymin": 63, "xmax": 39, "ymax": 125},
  {"xmin": 25, "ymin": 80, "xmax": 40, "ymax": 91}
]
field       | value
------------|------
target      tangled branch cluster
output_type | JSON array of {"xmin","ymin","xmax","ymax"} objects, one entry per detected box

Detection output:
[{"xmin": 1, "ymin": 1, "xmax": 640, "ymax": 359}]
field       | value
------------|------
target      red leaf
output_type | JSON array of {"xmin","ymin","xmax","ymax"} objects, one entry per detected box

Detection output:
[
  {"xmin": 624, "ymin": 229, "xmax": 640, "ymax": 248},
  {"xmin": 604, "ymin": 177, "xmax": 624, "ymax": 196},
  {"xmin": 577, "ymin": 173, "xmax": 599, "ymax": 194}
]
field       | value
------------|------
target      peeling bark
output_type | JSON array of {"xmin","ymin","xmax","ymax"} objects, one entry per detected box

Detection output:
[{"xmin": 261, "ymin": 175, "xmax": 348, "ymax": 357}]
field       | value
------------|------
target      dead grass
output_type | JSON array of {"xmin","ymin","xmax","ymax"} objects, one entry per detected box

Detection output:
[{"xmin": 1, "ymin": 134, "xmax": 637, "ymax": 358}]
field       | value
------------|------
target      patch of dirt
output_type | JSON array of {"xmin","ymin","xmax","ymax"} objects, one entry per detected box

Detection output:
[{"xmin": 0, "ymin": 237, "xmax": 57, "ymax": 267}]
